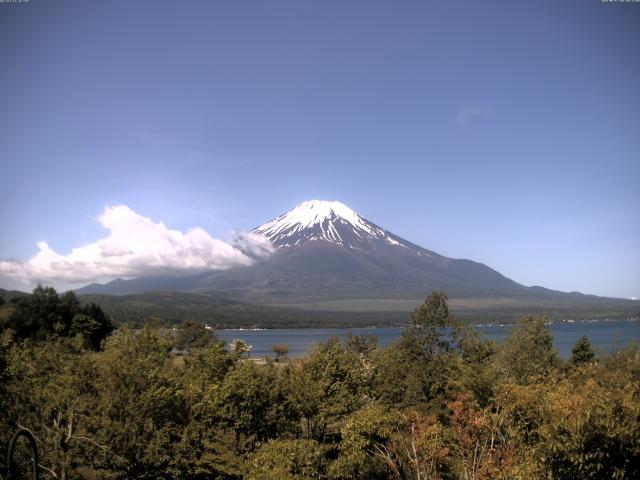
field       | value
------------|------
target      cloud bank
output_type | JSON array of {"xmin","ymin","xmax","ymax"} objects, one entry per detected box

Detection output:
[
  {"xmin": 0, "ymin": 205, "xmax": 273, "ymax": 287},
  {"xmin": 457, "ymin": 106, "xmax": 492, "ymax": 124}
]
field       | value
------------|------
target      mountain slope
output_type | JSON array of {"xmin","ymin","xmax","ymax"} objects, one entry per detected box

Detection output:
[{"xmin": 77, "ymin": 200, "xmax": 633, "ymax": 313}]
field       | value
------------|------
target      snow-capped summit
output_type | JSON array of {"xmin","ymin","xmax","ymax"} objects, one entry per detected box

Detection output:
[{"xmin": 253, "ymin": 200, "xmax": 410, "ymax": 249}]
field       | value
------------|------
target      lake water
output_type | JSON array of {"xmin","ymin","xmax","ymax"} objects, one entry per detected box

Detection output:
[{"xmin": 219, "ymin": 319, "xmax": 640, "ymax": 359}]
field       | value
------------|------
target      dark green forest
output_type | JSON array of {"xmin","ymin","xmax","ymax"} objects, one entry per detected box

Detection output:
[{"xmin": 1, "ymin": 288, "xmax": 639, "ymax": 479}]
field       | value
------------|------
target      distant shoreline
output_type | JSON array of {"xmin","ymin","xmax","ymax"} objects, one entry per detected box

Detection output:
[{"xmin": 215, "ymin": 316, "xmax": 639, "ymax": 331}]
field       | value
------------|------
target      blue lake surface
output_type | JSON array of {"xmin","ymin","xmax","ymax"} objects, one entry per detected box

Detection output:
[{"xmin": 219, "ymin": 319, "xmax": 640, "ymax": 359}]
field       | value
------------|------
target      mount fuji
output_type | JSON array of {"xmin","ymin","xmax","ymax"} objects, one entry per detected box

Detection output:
[
  {"xmin": 244, "ymin": 200, "xmax": 534, "ymax": 302},
  {"xmin": 77, "ymin": 200, "xmax": 631, "ymax": 315}
]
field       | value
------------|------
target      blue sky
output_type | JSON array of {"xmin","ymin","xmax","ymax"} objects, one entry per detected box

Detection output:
[{"xmin": 0, "ymin": 0, "xmax": 638, "ymax": 298}]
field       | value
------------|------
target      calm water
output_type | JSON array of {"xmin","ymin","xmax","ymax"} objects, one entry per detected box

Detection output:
[{"xmin": 219, "ymin": 319, "xmax": 640, "ymax": 359}]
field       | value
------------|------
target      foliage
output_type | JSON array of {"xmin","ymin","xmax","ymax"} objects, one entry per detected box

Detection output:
[
  {"xmin": 176, "ymin": 319, "xmax": 216, "ymax": 351},
  {"xmin": 246, "ymin": 439, "xmax": 328, "ymax": 480},
  {"xmin": 172, "ymin": 341, "xmax": 240, "ymax": 479},
  {"xmin": 571, "ymin": 335, "xmax": 596, "ymax": 366},
  {"xmin": 3, "ymin": 337, "xmax": 99, "ymax": 479},
  {"xmin": 1, "ymin": 290, "xmax": 638, "ymax": 479},
  {"xmin": 452, "ymin": 326, "xmax": 499, "ymax": 407},
  {"xmin": 333, "ymin": 405, "xmax": 449, "ymax": 480},
  {"xmin": 372, "ymin": 291, "xmax": 459, "ymax": 406},
  {"xmin": 447, "ymin": 393, "xmax": 511, "ymax": 480},
  {"xmin": 0, "ymin": 286, "xmax": 113, "ymax": 350},
  {"xmin": 497, "ymin": 353, "xmax": 640, "ymax": 479},
  {"xmin": 217, "ymin": 361, "xmax": 298, "ymax": 451},
  {"xmin": 331, "ymin": 405, "xmax": 402, "ymax": 479},
  {"xmin": 291, "ymin": 337, "xmax": 370, "ymax": 441},
  {"xmin": 344, "ymin": 333, "xmax": 378, "ymax": 356},
  {"xmin": 87, "ymin": 325, "xmax": 183, "ymax": 478},
  {"xmin": 495, "ymin": 314, "xmax": 559, "ymax": 384}
]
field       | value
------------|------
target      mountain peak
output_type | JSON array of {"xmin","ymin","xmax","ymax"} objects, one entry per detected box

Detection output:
[
  {"xmin": 254, "ymin": 200, "xmax": 410, "ymax": 249},
  {"xmin": 274, "ymin": 200, "xmax": 362, "ymax": 229}
]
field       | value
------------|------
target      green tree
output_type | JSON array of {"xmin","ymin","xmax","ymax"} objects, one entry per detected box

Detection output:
[
  {"xmin": 571, "ymin": 335, "xmax": 595, "ymax": 366},
  {"xmin": 454, "ymin": 326, "xmax": 499, "ymax": 406},
  {"xmin": 0, "ymin": 287, "xmax": 112, "ymax": 349},
  {"xmin": 88, "ymin": 326, "xmax": 183, "ymax": 478},
  {"xmin": 0, "ymin": 329, "xmax": 14, "ymax": 474},
  {"xmin": 331, "ymin": 405, "xmax": 401, "ymax": 480},
  {"xmin": 181, "ymin": 340, "xmax": 237, "ymax": 394},
  {"xmin": 4, "ymin": 337, "xmax": 100, "ymax": 479},
  {"xmin": 291, "ymin": 338, "xmax": 369, "ymax": 441},
  {"xmin": 246, "ymin": 439, "xmax": 328, "ymax": 480},
  {"xmin": 458, "ymin": 325, "xmax": 496, "ymax": 367},
  {"xmin": 69, "ymin": 312, "xmax": 100, "ymax": 347},
  {"xmin": 373, "ymin": 338, "xmax": 427, "ymax": 406},
  {"xmin": 333, "ymin": 405, "xmax": 450, "ymax": 480},
  {"xmin": 411, "ymin": 291, "xmax": 457, "ymax": 334},
  {"xmin": 58, "ymin": 290, "xmax": 81, "ymax": 332},
  {"xmin": 216, "ymin": 361, "xmax": 298, "ymax": 453},
  {"xmin": 76, "ymin": 302, "xmax": 114, "ymax": 350},
  {"xmin": 498, "ymin": 352, "xmax": 640, "ymax": 479},
  {"xmin": 495, "ymin": 315, "xmax": 559, "ymax": 384},
  {"xmin": 373, "ymin": 291, "xmax": 459, "ymax": 406},
  {"xmin": 537, "ymin": 376, "xmax": 640, "ymax": 479},
  {"xmin": 5, "ymin": 285, "xmax": 63, "ymax": 340},
  {"xmin": 176, "ymin": 320, "xmax": 215, "ymax": 352},
  {"xmin": 344, "ymin": 334, "xmax": 378, "ymax": 356},
  {"xmin": 172, "ymin": 341, "xmax": 240, "ymax": 479}
]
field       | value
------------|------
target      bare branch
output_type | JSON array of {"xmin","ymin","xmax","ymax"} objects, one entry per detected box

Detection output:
[
  {"xmin": 38, "ymin": 462, "xmax": 59, "ymax": 479},
  {"xmin": 69, "ymin": 435, "xmax": 109, "ymax": 451}
]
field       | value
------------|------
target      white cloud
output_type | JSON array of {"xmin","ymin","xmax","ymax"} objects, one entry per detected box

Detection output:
[
  {"xmin": 0, "ymin": 205, "xmax": 274, "ymax": 287},
  {"xmin": 232, "ymin": 231, "xmax": 276, "ymax": 259},
  {"xmin": 457, "ymin": 106, "xmax": 492, "ymax": 124}
]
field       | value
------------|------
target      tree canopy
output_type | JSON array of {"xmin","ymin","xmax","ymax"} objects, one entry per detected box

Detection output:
[
  {"xmin": 1, "ymin": 289, "xmax": 638, "ymax": 479},
  {"xmin": 0, "ymin": 285, "xmax": 113, "ymax": 350}
]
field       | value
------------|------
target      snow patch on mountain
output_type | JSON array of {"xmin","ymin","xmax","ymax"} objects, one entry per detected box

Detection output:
[{"xmin": 253, "ymin": 200, "xmax": 412, "ymax": 249}]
